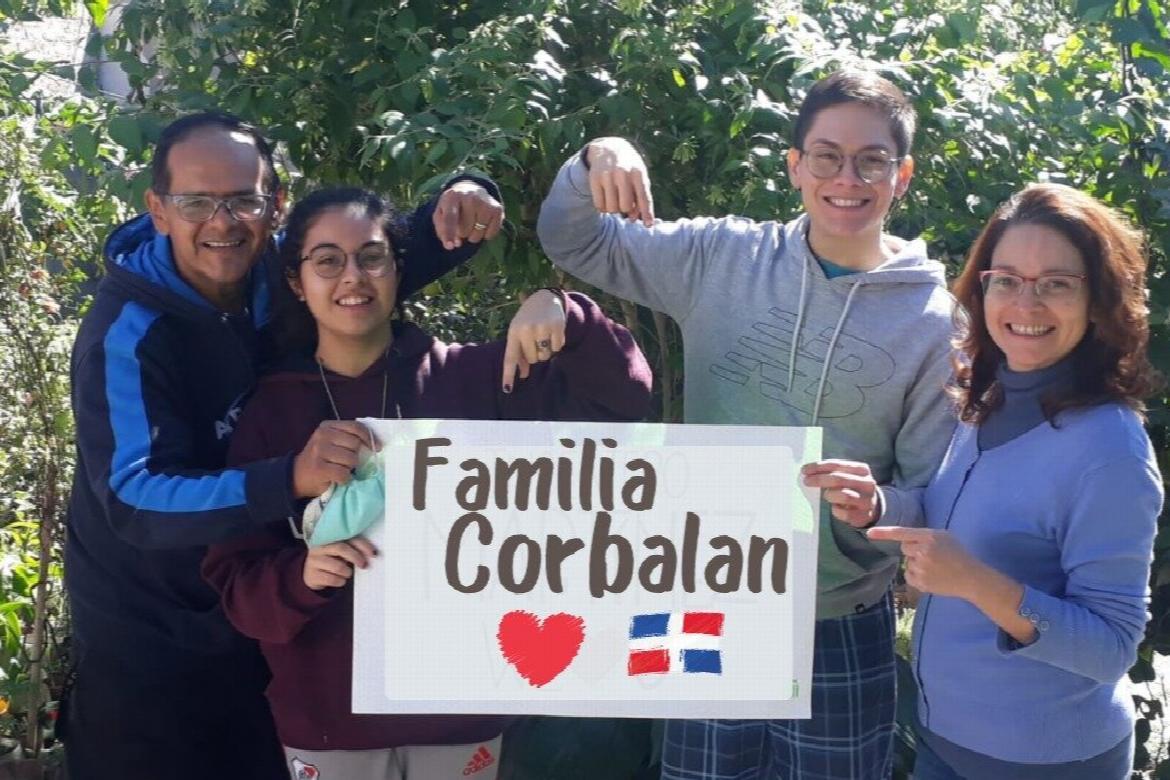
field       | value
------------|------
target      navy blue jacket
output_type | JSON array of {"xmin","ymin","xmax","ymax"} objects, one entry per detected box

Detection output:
[{"xmin": 66, "ymin": 179, "xmax": 495, "ymax": 668}]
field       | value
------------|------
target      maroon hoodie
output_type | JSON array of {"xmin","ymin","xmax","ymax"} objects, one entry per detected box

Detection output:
[{"xmin": 203, "ymin": 292, "xmax": 652, "ymax": 750}]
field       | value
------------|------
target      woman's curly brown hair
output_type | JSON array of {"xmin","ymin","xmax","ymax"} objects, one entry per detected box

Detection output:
[{"xmin": 951, "ymin": 183, "xmax": 1159, "ymax": 424}]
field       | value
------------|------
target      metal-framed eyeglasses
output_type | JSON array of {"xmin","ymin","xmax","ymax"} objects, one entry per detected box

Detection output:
[
  {"xmin": 300, "ymin": 245, "xmax": 398, "ymax": 279},
  {"xmin": 979, "ymin": 270, "xmax": 1087, "ymax": 302},
  {"xmin": 163, "ymin": 193, "xmax": 273, "ymax": 223},
  {"xmin": 799, "ymin": 145, "xmax": 902, "ymax": 184}
]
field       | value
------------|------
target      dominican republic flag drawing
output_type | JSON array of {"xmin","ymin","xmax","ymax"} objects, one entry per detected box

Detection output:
[{"xmin": 628, "ymin": 612, "xmax": 723, "ymax": 675}]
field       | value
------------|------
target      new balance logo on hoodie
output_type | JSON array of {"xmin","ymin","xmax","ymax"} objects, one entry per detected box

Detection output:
[{"xmin": 709, "ymin": 306, "xmax": 895, "ymax": 420}]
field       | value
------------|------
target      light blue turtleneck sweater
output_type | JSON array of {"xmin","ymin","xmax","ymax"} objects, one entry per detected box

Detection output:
[{"xmin": 911, "ymin": 360, "xmax": 1163, "ymax": 769}]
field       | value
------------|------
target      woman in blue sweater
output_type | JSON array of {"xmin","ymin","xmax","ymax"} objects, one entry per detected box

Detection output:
[{"xmin": 835, "ymin": 183, "xmax": 1163, "ymax": 778}]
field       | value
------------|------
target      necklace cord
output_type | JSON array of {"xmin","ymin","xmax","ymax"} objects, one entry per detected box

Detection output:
[{"xmin": 317, "ymin": 357, "xmax": 388, "ymax": 420}]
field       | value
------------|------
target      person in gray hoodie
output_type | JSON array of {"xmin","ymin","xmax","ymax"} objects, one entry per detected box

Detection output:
[{"xmin": 536, "ymin": 70, "xmax": 956, "ymax": 779}]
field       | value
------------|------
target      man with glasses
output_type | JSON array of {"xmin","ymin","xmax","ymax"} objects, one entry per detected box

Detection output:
[
  {"xmin": 538, "ymin": 70, "xmax": 956, "ymax": 779},
  {"xmin": 62, "ymin": 111, "xmax": 502, "ymax": 779}
]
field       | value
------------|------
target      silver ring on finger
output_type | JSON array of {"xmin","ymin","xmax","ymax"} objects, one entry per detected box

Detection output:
[
  {"xmin": 473, "ymin": 222, "xmax": 488, "ymax": 230},
  {"xmin": 536, "ymin": 338, "xmax": 552, "ymax": 353}
]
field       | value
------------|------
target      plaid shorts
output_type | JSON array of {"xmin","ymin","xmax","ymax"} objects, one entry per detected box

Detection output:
[{"xmin": 660, "ymin": 593, "xmax": 896, "ymax": 780}]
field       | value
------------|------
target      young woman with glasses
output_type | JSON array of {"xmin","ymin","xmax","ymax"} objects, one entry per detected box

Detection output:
[
  {"xmin": 202, "ymin": 187, "xmax": 652, "ymax": 780},
  {"xmin": 850, "ymin": 183, "xmax": 1163, "ymax": 779}
]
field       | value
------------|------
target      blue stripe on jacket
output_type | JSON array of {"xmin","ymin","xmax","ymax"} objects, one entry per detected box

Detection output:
[{"xmin": 104, "ymin": 301, "xmax": 248, "ymax": 512}]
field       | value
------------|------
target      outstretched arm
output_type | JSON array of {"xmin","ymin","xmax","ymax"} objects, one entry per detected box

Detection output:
[{"xmin": 538, "ymin": 138, "xmax": 740, "ymax": 323}]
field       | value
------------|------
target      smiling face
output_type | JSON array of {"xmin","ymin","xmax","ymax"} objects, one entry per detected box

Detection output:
[
  {"xmin": 289, "ymin": 208, "xmax": 400, "ymax": 357},
  {"xmin": 786, "ymin": 102, "xmax": 913, "ymax": 260},
  {"xmin": 985, "ymin": 223, "xmax": 1091, "ymax": 372},
  {"xmin": 145, "ymin": 128, "xmax": 277, "ymax": 311}
]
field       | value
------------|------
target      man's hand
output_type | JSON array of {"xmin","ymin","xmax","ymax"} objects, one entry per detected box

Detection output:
[
  {"xmin": 801, "ymin": 460, "xmax": 880, "ymax": 528},
  {"xmin": 501, "ymin": 289, "xmax": 566, "ymax": 392},
  {"xmin": 292, "ymin": 421, "xmax": 375, "ymax": 498},
  {"xmin": 434, "ymin": 181, "xmax": 504, "ymax": 250},
  {"xmin": 303, "ymin": 536, "xmax": 378, "ymax": 591},
  {"xmin": 584, "ymin": 137, "xmax": 655, "ymax": 227}
]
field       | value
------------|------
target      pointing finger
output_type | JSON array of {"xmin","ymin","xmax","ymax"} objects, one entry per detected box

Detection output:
[
  {"xmin": 457, "ymin": 195, "xmax": 480, "ymax": 242},
  {"xmin": 866, "ymin": 526, "xmax": 931, "ymax": 544},
  {"xmin": 801, "ymin": 460, "xmax": 871, "ymax": 477},
  {"xmin": 617, "ymin": 172, "xmax": 636, "ymax": 216},
  {"xmin": 633, "ymin": 171, "xmax": 655, "ymax": 226},
  {"xmin": 602, "ymin": 172, "xmax": 621, "ymax": 214},
  {"xmin": 434, "ymin": 193, "xmax": 461, "ymax": 250},
  {"xmin": 589, "ymin": 168, "xmax": 606, "ymax": 212},
  {"xmin": 501, "ymin": 338, "xmax": 522, "ymax": 393}
]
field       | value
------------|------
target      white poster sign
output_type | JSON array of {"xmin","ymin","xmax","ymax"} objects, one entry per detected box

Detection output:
[{"xmin": 353, "ymin": 420, "xmax": 820, "ymax": 719}]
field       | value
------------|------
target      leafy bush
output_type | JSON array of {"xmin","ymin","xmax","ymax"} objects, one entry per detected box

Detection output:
[{"xmin": 0, "ymin": 27, "xmax": 128, "ymax": 756}]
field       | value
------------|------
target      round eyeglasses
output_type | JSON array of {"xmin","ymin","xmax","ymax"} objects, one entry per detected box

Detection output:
[
  {"xmin": 800, "ymin": 146, "xmax": 901, "ymax": 184},
  {"xmin": 301, "ymin": 245, "xmax": 398, "ymax": 279},
  {"xmin": 979, "ymin": 270, "xmax": 1087, "ymax": 302},
  {"xmin": 163, "ymin": 194, "xmax": 272, "ymax": 223}
]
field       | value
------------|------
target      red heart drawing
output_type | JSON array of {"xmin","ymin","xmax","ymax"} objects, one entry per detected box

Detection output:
[{"xmin": 497, "ymin": 610, "xmax": 585, "ymax": 688}]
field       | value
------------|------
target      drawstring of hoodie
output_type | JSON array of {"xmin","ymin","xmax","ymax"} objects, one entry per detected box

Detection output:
[
  {"xmin": 787, "ymin": 255, "xmax": 810, "ymax": 396},
  {"xmin": 811, "ymin": 280, "xmax": 861, "ymax": 425},
  {"xmin": 787, "ymin": 253, "xmax": 863, "ymax": 425}
]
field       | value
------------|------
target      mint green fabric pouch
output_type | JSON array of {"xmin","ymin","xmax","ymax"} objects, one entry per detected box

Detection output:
[{"xmin": 305, "ymin": 450, "xmax": 386, "ymax": 548}]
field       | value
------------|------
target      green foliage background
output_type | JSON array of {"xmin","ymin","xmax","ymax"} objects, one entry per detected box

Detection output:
[{"xmin": 0, "ymin": 0, "xmax": 1167, "ymax": 774}]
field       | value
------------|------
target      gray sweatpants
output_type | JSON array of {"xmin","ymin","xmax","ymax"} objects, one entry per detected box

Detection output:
[{"xmin": 284, "ymin": 735, "xmax": 502, "ymax": 780}]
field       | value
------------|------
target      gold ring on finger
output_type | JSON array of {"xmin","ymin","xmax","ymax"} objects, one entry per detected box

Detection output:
[{"xmin": 473, "ymin": 222, "xmax": 488, "ymax": 230}]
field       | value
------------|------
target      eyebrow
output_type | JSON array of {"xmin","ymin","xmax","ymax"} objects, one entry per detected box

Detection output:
[
  {"xmin": 989, "ymin": 263, "xmax": 1084, "ymax": 275},
  {"xmin": 170, "ymin": 190, "xmax": 266, "ymax": 198},
  {"xmin": 806, "ymin": 140, "xmax": 894, "ymax": 154},
  {"xmin": 307, "ymin": 239, "xmax": 390, "ymax": 253}
]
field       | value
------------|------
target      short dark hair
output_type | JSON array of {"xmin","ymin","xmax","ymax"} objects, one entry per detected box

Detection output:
[
  {"xmin": 273, "ymin": 187, "xmax": 405, "ymax": 355},
  {"xmin": 951, "ymin": 183, "xmax": 1160, "ymax": 423},
  {"xmin": 792, "ymin": 69, "xmax": 917, "ymax": 158},
  {"xmin": 151, "ymin": 111, "xmax": 280, "ymax": 195}
]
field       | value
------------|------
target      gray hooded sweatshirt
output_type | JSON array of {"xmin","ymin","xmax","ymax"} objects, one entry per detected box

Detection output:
[{"xmin": 537, "ymin": 152, "xmax": 957, "ymax": 619}]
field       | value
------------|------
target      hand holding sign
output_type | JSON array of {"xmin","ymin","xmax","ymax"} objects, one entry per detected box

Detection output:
[
  {"xmin": 303, "ymin": 537, "xmax": 377, "ymax": 591},
  {"xmin": 801, "ymin": 460, "xmax": 879, "ymax": 527},
  {"xmin": 866, "ymin": 527, "xmax": 984, "ymax": 600},
  {"xmin": 293, "ymin": 420, "xmax": 376, "ymax": 498}
]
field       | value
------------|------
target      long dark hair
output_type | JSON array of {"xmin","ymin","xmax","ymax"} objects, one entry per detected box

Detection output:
[
  {"xmin": 951, "ymin": 183, "xmax": 1159, "ymax": 423},
  {"xmin": 272, "ymin": 187, "xmax": 404, "ymax": 355}
]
